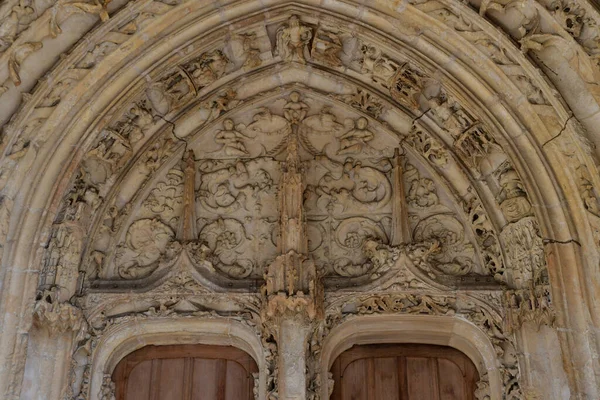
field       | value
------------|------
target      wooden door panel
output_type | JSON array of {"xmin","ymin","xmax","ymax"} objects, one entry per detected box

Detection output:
[
  {"xmin": 113, "ymin": 345, "xmax": 258, "ymax": 400},
  {"xmin": 373, "ymin": 357, "xmax": 400, "ymax": 400},
  {"xmin": 191, "ymin": 359, "xmax": 220, "ymax": 400},
  {"xmin": 342, "ymin": 356, "xmax": 369, "ymax": 400},
  {"xmin": 438, "ymin": 358, "xmax": 468, "ymax": 399},
  {"xmin": 126, "ymin": 361, "xmax": 151, "ymax": 400},
  {"xmin": 331, "ymin": 344, "xmax": 478, "ymax": 400},
  {"xmin": 225, "ymin": 360, "xmax": 250, "ymax": 400}
]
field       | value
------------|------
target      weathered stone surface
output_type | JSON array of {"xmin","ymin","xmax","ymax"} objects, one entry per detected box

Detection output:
[{"xmin": 0, "ymin": 1, "xmax": 598, "ymax": 399}]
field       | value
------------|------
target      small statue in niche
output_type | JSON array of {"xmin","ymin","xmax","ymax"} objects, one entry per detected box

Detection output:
[
  {"xmin": 213, "ymin": 118, "xmax": 250, "ymax": 157},
  {"xmin": 276, "ymin": 15, "xmax": 313, "ymax": 64},
  {"xmin": 187, "ymin": 50, "xmax": 229, "ymax": 88},
  {"xmin": 237, "ymin": 32, "xmax": 262, "ymax": 70},
  {"xmin": 311, "ymin": 28, "xmax": 343, "ymax": 67},
  {"xmin": 497, "ymin": 168, "xmax": 532, "ymax": 223},
  {"xmin": 337, "ymin": 117, "xmax": 375, "ymax": 155}
]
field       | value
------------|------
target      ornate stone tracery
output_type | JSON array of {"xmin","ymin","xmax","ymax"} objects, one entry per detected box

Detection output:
[{"xmin": 0, "ymin": 1, "xmax": 596, "ymax": 399}]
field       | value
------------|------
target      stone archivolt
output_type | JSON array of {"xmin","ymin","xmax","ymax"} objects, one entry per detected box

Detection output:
[{"xmin": 0, "ymin": 3, "xmax": 596, "ymax": 400}]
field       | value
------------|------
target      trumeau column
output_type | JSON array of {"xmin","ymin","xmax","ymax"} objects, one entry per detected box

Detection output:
[{"xmin": 262, "ymin": 120, "xmax": 323, "ymax": 400}]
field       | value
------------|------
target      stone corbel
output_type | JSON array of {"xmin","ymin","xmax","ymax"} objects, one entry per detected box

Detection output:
[{"xmin": 32, "ymin": 287, "xmax": 87, "ymax": 339}]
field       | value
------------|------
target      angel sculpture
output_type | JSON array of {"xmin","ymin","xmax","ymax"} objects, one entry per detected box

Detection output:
[{"xmin": 275, "ymin": 15, "xmax": 312, "ymax": 63}]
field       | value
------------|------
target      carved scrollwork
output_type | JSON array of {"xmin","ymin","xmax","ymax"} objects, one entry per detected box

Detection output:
[
  {"xmin": 199, "ymin": 218, "xmax": 254, "ymax": 279},
  {"xmin": 115, "ymin": 218, "xmax": 175, "ymax": 279},
  {"xmin": 413, "ymin": 214, "xmax": 475, "ymax": 275},
  {"xmin": 331, "ymin": 218, "xmax": 388, "ymax": 277}
]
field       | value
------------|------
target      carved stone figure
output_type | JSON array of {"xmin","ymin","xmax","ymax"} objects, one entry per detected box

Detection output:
[
  {"xmin": 183, "ymin": 49, "xmax": 230, "ymax": 88},
  {"xmin": 275, "ymin": 15, "xmax": 312, "ymax": 63},
  {"xmin": 360, "ymin": 45, "xmax": 398, "ymax": 85},
  {"xmin": 237, "ymin": 32, "xmax": 262, "ymax": 70},
  {"xmin": 337, "ymin": 117, "xmax": 374, "ymax": 155},
  {"xmin": 311, "ymin": 28, "xmax": 343, "ymax": 67},
  {"xmin": 147, "ymin": 69, "xmax": 194, "ymax": 115},
  {"xmin": 283, "ymin": 91, "xmax": 309, "ymax": 123},
  {"xmin": 497, "ymin": 168, "xmax": 532, "ymax": 223},
  {"xmin": 213, "ymin": 118, "xmax": 250, "ymax": 157},
  {"xmin": 389, "ymin": 64, "xmax": 425, "ymax": 110}
]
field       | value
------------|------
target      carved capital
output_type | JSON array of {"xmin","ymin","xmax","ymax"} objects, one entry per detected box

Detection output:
[
  {"xmin": 504, "ymin": 284, "xmax": 555, "ymax": 333},
  {"xmin": 32, "ymin": 288, "xmax": 87, "ymax": 337}
]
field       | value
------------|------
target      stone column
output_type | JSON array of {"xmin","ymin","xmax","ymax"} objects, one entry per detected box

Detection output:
[
  {"xmin": 278, "ymin": 317, "xmax": 310, "ymax": 400},
  {"xmin": 261, "ymin": 113, "xmax": 323, "ymax": 399}
]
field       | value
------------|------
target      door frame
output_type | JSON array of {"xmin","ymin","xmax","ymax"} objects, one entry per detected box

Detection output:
[
  {"xmin": 319, "ymin": 314, "xmax": 503, "ymax": 399},
  {"xmin": 88, "ymin": 318, "xmax": 265, "ymax": 400}
]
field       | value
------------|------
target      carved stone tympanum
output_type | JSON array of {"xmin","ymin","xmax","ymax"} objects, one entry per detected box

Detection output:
[{"xmin": 5, "ymin": 3, "xmax": 593, "ymax": 399}]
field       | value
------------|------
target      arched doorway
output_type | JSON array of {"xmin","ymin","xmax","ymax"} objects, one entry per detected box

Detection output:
[
  {"xmin": 112, "ymin": 344, "xmax": 258, "ymax": 400},
  {"xmin": 330, "ymin": 344, "xmax": 479, "ymax": 400}
]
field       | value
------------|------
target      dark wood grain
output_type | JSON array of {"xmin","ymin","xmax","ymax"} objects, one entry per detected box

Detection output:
[
  {"xmin": 113, "ymin": 344, "xmax": 258, "ymax": 400},
  {"xmin": 331, "ymin": 344, "xmax": 479, "ymax": 400}
]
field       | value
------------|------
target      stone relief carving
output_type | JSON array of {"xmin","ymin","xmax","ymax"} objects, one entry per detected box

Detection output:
[
  {"xmin": 33, "ymin": 287, "xmax": 87, "ymax": 338},
  {"xmin": 302, "ymin": 291, "xmax": 525, "ymax": 399},
  {"xmin": 10, "ymin": 8, "xmax": 576, "ymax": 398},
  {"xmin": 235, "ymin": 32, "xmax": 262, "ymax": 70},
  {"xmin": 115, "ymin": 218, "xmax": 175, "ymax": 279},
  {"xmin": 311, "ymin": 27, "xmax": 344, "ymax": 67},
  {"xmin": 181, "ymin": 49, "xmax": 230, "ymax": 90},
  {"xmin": 69, "ymin": 88, "xmax": 519, "ymax": 290},
  {"xmin": 275, "ymin": 15, "xmax": 313, "ymax": 64},
  {"xmin": 0, "ymin": 2, "xmax": 588, "ymax": 398},
  {"xmin": 50, "ymin": 0, "xmax": 110, "ymax": 38},
  {"xmin": 331, "ymin": 89, "xmax": 386, "ymax": 118},
  {"xmin": 500, "ymin": 216, "xmax": 546, "ymax": 287},
  {"xmin": 9, "ymin": 12, "xmax": 575, "ymax": 398},
  {"xmin": 99, "ymin": 374, "xmax": 116, "ymax": 400}
]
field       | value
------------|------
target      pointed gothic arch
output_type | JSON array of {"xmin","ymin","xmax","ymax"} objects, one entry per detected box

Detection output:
[{"xmin": 0, "ymin": 1, "xmax": 598, "ymax": 399}]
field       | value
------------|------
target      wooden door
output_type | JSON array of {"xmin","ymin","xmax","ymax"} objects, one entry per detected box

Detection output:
[
  {"xmin": 330, "ymin": 344, "xmax": 479, "ymax": 400},
  {"xmin": 112, "ymin": 344, "xmax": 258, "ymax": 400}
]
